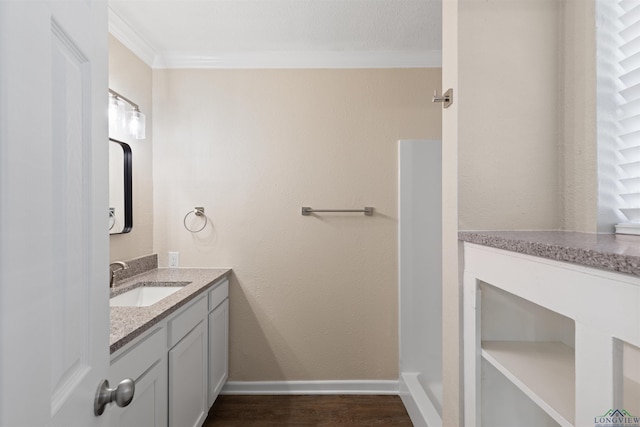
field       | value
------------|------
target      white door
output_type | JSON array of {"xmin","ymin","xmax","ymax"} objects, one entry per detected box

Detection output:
[{"xmin": 0, "ymin": 1, "xmax": 110, "ymax": 426}]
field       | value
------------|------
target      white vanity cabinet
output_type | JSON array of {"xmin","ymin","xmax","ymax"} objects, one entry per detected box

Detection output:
[
  {"xmin": 463, "ymin": 243, "xmax": 640, "ymax": 427},
  {"xmin": 168, "ymin": 296, "xmax": 208, "ymax": 427},
  {"xmin": 108, "ymin": 328, "xmax": 168, "ymax": 427},
  {"xmin": 207, "ymin": 280, "xmax": 229, "ymax": 407},
  {"xmin": 109, "ymin": 277, "xmax": 230, "ymax": 427}
]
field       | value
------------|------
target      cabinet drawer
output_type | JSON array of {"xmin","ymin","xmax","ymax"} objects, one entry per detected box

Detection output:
[
  {"xmin": 168, "ymin": 295, "xmax": 207, "ymax": 348},
  {"xmin": 110, "ymin": 327, "xmax": 165, "ymax": 383},
  {"xmin": 209, "ymin": 279, "xmax": 229, "ymax": 311}
]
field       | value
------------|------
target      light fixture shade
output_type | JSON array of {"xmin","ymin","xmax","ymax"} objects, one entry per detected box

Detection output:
[
  {"xmin": 109, "ymin": 94, "xmax": 126, "ymax": 135},
  {"xmin": 109, "ymin": 89, "xmax": 146, "ymax": 140},
  {"xmin": 127, "ymin": 109, "xmax": 146, "ymax": 140}
]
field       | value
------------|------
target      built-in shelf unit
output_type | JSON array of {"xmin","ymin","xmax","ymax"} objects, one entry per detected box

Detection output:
[
  {"xmin": 463, "ymin": 242, "xmax": 640, "ymax": 427},
  {"xmin": 479, "ymin": 282, "xmax": 575, "ymax": 427}
]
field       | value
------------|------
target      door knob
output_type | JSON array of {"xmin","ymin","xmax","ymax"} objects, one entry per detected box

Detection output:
[{"xmin": 94, "ymin": 378, "xmax": 135, "ymax": 416}]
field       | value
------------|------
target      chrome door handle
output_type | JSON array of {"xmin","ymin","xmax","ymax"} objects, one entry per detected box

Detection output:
[{"xmin": 94, "ymin": 378, "xmax": 135, "ymax": 416}]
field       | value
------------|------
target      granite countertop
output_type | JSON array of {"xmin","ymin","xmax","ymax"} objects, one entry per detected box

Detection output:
[
  {"xmin": 110, "ymin": 267, "xmax": 231, "ymax": 354},
  {"xmin": 458, "ymin": 230, "xmax": 640, "ymax": 278}
]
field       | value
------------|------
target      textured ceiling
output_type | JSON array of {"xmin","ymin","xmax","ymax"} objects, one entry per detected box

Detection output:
[{"xmin": 108, "ymin": 0, "xmax": 442, "ymax": 68}]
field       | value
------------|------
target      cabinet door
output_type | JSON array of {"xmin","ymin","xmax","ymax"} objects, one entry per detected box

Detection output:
[
  {"xmin": 169, "ymin": 321, "xmax": 208, "ymax": 427},
  {"xmin": 208, "ymin": 299, "xmax": 229, "ymax": 407},
  {"xmin": 109, "ymin": 360, "xmax": 167, "ymax": 427},
  {"xmin": 109, "ymin": 328, "xmax": 167, "ymax": 427}
]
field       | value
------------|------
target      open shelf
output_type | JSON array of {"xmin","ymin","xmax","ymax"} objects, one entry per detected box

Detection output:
[
  {"xmin": 623, "ymin": 341, "xmax": 640, "ymax": 416},
  {"xmin": 624, "ymin": 376, "xmax": 640, "ymax": 415},
  {"xmin": 482, "ymin": 341, "xmax": 574, "ymax": 427}
]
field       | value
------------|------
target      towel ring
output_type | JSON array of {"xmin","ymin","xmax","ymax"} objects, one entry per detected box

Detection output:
[{"xmin": 183, "ymin": 207, "xmax": 207, "ymax": 233}]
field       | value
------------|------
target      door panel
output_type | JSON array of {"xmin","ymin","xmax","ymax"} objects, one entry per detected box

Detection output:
[
  {"xmin": 0, "ymin": 1, "xmax": 109, "ymax": 426},
  {"xmin": 169, "ymin": 321, "xmax": 208, "ymax": 427},
  {"xmin": 50, "ymin": 19, "xmax": 91, "ymax": 414}
]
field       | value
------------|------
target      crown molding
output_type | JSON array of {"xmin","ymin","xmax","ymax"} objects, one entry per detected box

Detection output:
[
  {"xmin": 108, "ymin": 7, "xmax": 157, "ymax": 67},
  {"xmin": 153, "ymin": 49, "xmax": 442, "ymax": 69},
  {"xmin": 107, "ymin": 7, "xmax": 441, "ymax": 69}
]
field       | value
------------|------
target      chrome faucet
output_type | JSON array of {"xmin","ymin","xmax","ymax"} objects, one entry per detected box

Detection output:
[{"xmin": 109, "ymin": 261, "xmax": 129, "ymax": 288}]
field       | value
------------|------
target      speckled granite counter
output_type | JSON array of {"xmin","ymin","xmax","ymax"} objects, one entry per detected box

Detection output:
[
  {"xmin": 110, "ymin": 267, "xmax": 231, "ymax": 354},
  {"xmin": 458, "ymin": 230, "xmax": 640, "ymax": 277}
]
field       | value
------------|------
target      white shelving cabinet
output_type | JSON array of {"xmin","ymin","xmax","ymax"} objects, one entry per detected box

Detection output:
[{"xmin": 463, "ymin": 243, "xmax": 640, "ymax": 427}]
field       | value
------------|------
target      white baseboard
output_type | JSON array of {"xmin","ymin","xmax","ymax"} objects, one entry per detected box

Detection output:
[
  {"xmin": 399, "ymin": 373, "xmax": 442, "ymax": 427},
  {"xmin": 221, "ymin": 380, "xmax": 399, "ymax": 395}
]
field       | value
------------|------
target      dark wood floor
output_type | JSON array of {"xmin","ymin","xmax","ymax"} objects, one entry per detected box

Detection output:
[{"xmin": 203, "ymin": 395, "xmax": 414, "ymax": 426}]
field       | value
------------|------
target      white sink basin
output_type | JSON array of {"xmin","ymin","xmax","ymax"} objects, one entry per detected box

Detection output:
[{"xmin": 110, "ymin": 286, "xmax": 183, "ymax": 307}]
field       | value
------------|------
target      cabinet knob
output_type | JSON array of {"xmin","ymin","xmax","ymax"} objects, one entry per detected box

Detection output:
[{"xmin": 94, "ymin": 378, "xmax": 135, "ymax": 416}]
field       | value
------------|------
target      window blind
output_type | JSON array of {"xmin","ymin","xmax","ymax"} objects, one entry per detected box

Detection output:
[{"xmin": 616, "ymin": 1, "xmax": 640, "ymax": 234}]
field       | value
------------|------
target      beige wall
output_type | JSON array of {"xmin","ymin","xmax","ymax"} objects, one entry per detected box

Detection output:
[
  {"xmin": 108, "ymin": 36, "xmax": 154, "ymax": 262},
  {"xmin": 152, "ymin": 68, "xmax": 441, "ymax": 381},
  {"xmin": 456, "ymin": 0, "xmax": 600, "ymax": 233},
  {"xmin": 560, "ymin": 0, "xmax": 598, "ymax": 233},
  {"xmin": 458, "ymin": 0, "xmax": 562, "ymax": 231}
]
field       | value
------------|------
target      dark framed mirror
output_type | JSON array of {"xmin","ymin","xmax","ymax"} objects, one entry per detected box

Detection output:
[{"xmin": 109, "ymin": 138, "xmax": 132, "ymax": 234}]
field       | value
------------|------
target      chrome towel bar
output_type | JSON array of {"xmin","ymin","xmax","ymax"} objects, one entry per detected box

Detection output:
[{"xmin": 301, "ymin": 207, "xmax": 374, "ymax": 216}]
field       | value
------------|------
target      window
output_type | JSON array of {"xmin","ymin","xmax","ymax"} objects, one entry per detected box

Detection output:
[{"xmin": 616, "ymin": 1, "xmax": 640, "ymax": 234}]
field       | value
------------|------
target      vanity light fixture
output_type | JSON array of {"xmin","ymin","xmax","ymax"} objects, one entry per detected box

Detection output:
[{"xmin": 109, "ymin": 89, "xmax": 146, "ymax": 140}]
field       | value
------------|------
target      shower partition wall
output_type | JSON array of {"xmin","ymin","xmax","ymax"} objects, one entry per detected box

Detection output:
[{"xmin": 398, "ymin": 139, "xmax": 443, "ymax": 427}]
